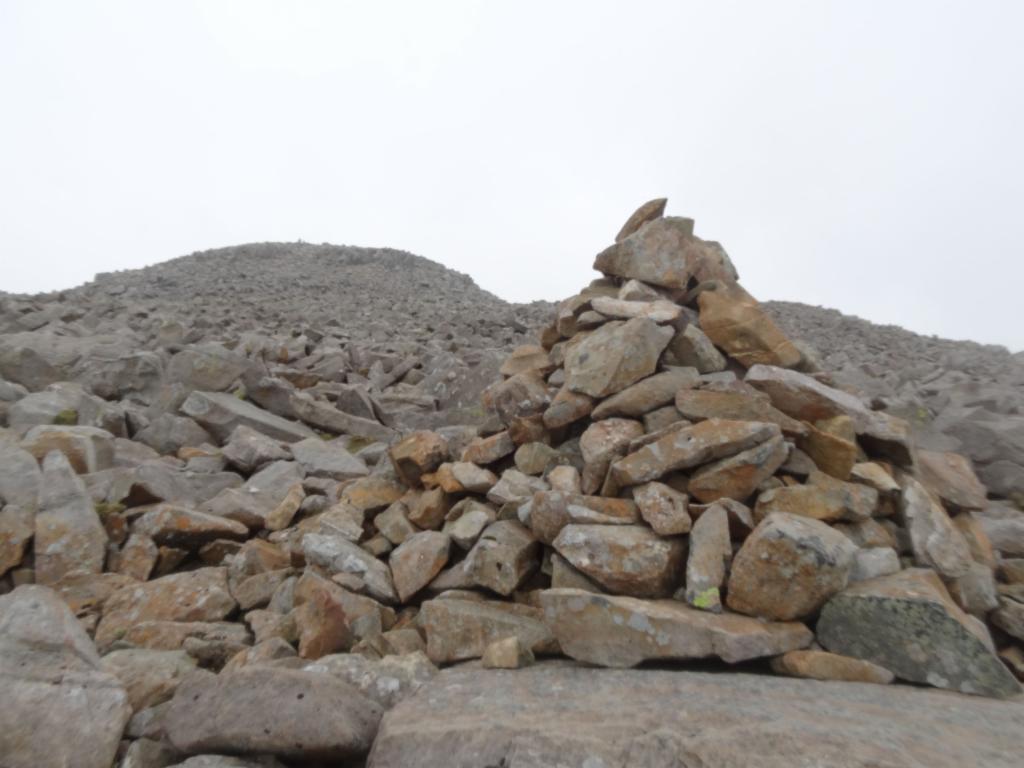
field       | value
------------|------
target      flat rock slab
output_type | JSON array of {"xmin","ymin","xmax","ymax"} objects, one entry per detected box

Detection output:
[{"xmin": 367, "ymin": 662, "xmax": 1024, "ymax": 768}]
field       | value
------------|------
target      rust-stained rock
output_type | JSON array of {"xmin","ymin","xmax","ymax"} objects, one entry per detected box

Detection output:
[
  {"xmin": 918, "ymin": 450, "xmax": 988, "ymax": 512},
  {"xmin": 95, "ymin": 567, "xmax": 237, "ymax": 650},
  {"xmin": 684, "ymin": 503, "xmax": 732, "ymax": 612},
  {"xmin": 633, "ymin": 481, "xmax": 691, "ymax": 536},
  {"xmin": 901, "ymin": 476, "xmax": 973, "ymax": 579},
  {"xmin": 552, "ymin": 524, "xmax": 684, "ymax": 598},
  {"xmin": 614, "ymin": 197, "xmax": 667, "ymax": 242},
  {"xmin": 579, "ymin": 418, "xmax": 644, "ymax": 494},
  {"xmin": 389, "ymin": 431, "xmax": 449, "ymax": 487},
  {"xmin": 688, "ymin": 433, "xmax": 789, "ymax": 503},
  {"xmin": 698, "ymin": 284, "xmax": 801, "ymax": 369},
  {"xmin": 770, "ymin": 649, "xmax": 894, "ymax": 685},
  {"xmin": 674, "ymin": 388, "xmax": 807, "ymax": 437},
  {"xmin": 611, "ymin": 419, "xmax": 781, "ymax": 487},
  {"xmin": 727, "ymin": 513, "xmax": 857, "ymax": 621}
]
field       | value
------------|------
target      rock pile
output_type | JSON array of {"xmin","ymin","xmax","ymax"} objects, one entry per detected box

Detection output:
[{"xmin": 1, "ymin": 203, "xmax": 1023, "ymax": 768}]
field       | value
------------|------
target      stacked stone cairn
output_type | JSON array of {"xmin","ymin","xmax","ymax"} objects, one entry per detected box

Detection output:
[{"xmin": 2, "ymin": 199, "xmax": 1023, "ymax": 768}]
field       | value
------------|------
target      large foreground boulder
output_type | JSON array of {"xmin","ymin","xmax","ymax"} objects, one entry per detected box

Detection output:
[
  {"xmin": 0, "ymin": 586, "xmax": 131, "ymax": 768},
  {"xmin": 367, "ymin": 662, "xmax": 1024, "ymax": 768}
]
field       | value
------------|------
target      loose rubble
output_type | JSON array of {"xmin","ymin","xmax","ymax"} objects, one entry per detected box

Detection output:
[{"xmin": 1, "ymin": 202, "xmax": 1022, "ymax": 767}]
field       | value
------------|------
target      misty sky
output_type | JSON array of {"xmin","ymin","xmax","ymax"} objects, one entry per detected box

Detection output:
[{"xmin": 1, "ymin": 2, "xmax": 1022, "ymax": 350}]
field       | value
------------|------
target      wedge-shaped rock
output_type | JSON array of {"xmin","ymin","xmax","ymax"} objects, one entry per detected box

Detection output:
[
  {"xmin": 182, "ymin": 390, "xmax": 317, "ymax": 443},
  {"xmin": 594, "ymin": 216, "xmax": 695, "ymax": 288},
  {"xmin": 389, "ymin": 531, "xmax": 450, "ymax": 603},
  {"xmin": 302, "ymin": 651, "xmax": 437, "ymax": 709},
  {"xmin": 540, "ymin": 589, "xmax": 812, "ymax": 668},
  {"xmin": 433, "ymin": 462, "xmax": 497, "ymax": 494},
  {"xmin": 0, "ymin": 586, "xmax": 132, "ymax": 768},
  {"xmin": 697, "ymin": 284, "xmax": 801, "ymax": 369},
  {"xmin": 614, "ymin": 197, "xmax": 667, "ymax": 242},
  {"xmin": 34, "ymin": 451, "xmax": 107, "ymax": 585},
  {"xmin": 564, "ymin": 318, "xmax": 672, "ymax": 398},
  {"xmin": 918, "ymin": 450, "xmax": 988, "ymax": 512},
  {"xmin": 664, "ymin": 323, "xmax": 728, "ymax": 372},
  {"xmin": 165, "ymin": 667, "xmax": 382, "ymax": 760},
  {"xmin": 611, "ymin": 419, "xmax": 780, "ymax": 487},
  {"xmin": 95, "ymin": 567, "xmax": 237, "ymax": 650},
  {"xmin": 685, "ymin": 503, "xmax": 732, "ymax": 612},
  {"xmin": 553, "ymin": 524, "xmax": 685, "ymax": 598},
  {"xmin": 745, "ymin": 364, "xmax": 873, "ymax": 431},
  {"xmin": 132, "ymin": 504, "xmax": 248, "ymax": 549},
  {"xmin": 770, "ymin": 649, "xmax": 894, "ymax": 685},
  {"xmin": 727, "ymin": 513, "xmax": 857, "ymax": 621},
  {"xmin": 689, "ymin": 433, "xmax": 788, "ymax": 503},
  {"xmin": 482, "ymin": 370, "xmax": 550, "ymax": 425},
  {"xmin": 529, "ymin": 491, "xmax": 638, "ymax": 545},
  {"xmin": 817, "ymin": 568, "xmax": 1022, "ymax": 698},
  {"xmin": 579, "ymin": 418, "xmax": 644, "ymax": 494},
  {"xmin": 901, "ymin": 477, "xmax": 972, "ymax": 578},
  {"xmin": 303, "ymin": 533, "xmax": 397, "ymax": 604},
  {"xmin": 591, "ymin": 369, "xmax": 699, "ymax": 420},
  {"xmin": 675, "ymin": 389, "xmax": 807, "ymax": 437},
  {"xmin": 419, "ymin": 598, "xmax": 556, "ymax": 664},
  {"xmin": 100, "ymin": 648, "xmax": 197, "ymax": 711}
]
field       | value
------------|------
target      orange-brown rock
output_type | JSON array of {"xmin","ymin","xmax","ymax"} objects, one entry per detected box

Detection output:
[
  {"xmin": 688, "ymin": 433, "xmax": 789, "ymax": 503},
  {"xmin": 389, "ymin": 431, "xmax": 449, "ymax": 487},
  {"xmin": 697, "ymin": 283, "xmax": 801, "ymax": 369}
]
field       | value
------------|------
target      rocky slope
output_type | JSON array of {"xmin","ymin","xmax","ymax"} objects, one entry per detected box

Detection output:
[{"xmin": 2, "ymin": 206, "xmax": 1024, "ymax": 768}]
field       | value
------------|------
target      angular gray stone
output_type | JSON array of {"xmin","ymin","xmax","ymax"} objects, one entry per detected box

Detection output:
[
  {"xmin": 181, "ymin": 390, "xmax": 316, "ymax": 443},
  {"xmin": 290, "ymin": 437, "xmax": 369, "ymax": 481},
  {"xmin": 303, "ymin": 533, "xmax": 397, "ymax": 604},
  {"xmin": 901, "ymin": 476, "xmax": 972, "ymax": 578},
  {"xmin": 0, "ymin": 585, "xmax": 131, "ymax": 768},
  {"xmin": 34, "ymin": 451, "xmax": 107, "ymax": 585},
  {"xmin": 165, "ymin": 666, "xmax": 383, "ymax": 760},
  {"xmin": 419, "ymin": 598, "xmax": 556, "ymax": 664}
]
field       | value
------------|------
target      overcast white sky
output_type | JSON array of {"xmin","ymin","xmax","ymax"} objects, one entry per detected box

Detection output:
[{"xmin": 2, "ymin": 2, "xmax": 1022, "ymax": 350}]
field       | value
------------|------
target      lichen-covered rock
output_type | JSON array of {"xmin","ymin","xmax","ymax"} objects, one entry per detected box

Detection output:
[{"xmin": 817, "ymin": 568, "xmax": 1022, "ymax": 698}]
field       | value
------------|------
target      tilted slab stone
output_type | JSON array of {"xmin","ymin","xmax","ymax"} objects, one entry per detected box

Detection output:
[
  {"xmin": 900, "ymin": 476, "xmax": 973, "ymax": 578},
  {"xmin": 591, "ymin": 369, "xmax": 699, "ymax": 420},
  {"xmin": 688, "ymin": 433, "xmax": 789, "ymax": 503},
  {"xmin": 675, "ymin": 388, "xmax": 808, "ymax": 437},
  {"xmin": 611, "ymin": 418, "xmax": 780, "ymax": 487},
  {"xmin": 182, "ymin": 390, "xmax": 316, "ymax": 443},
  {"xmin": 745, "ymin": 364, "xmax": 873, "ymax": 431},
  {"xmin": 367, "ymin": 662, "xmax": 1024, "ymax": 768},
  {"xmin": 917, "ymin": 450, "xmax": 988, "ymax": 512},
  {"xmin": 614, "ymin": 197, "xmax": 667, "ymax": 242},
  {"xmin": 540, "ymin": 589, "xmax": 812, "ymax": 668},
  {"xmin": 817, "ymin": 568, "xmax": 1022, "ymax": 698}
]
